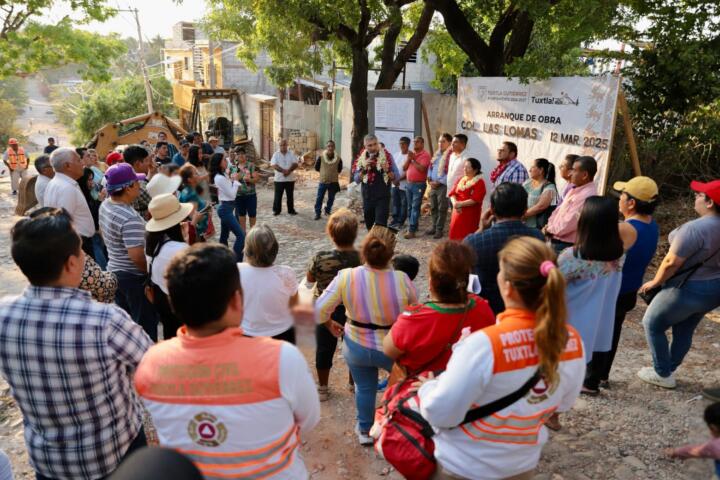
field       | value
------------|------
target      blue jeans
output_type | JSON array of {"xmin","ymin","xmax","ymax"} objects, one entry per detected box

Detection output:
[
  {"xmin": 342, "ymin": 336, "xmax": 394, "ymax": 433},
  {"xmin": 405, "ymin": 182, "xmax": 426, "ymax": 232},
  {"xmin": 314, "ymin": 182, "xmax": 338, "ymax": 216},
  {"xmin": 114, "ymin": 271, "xmax": 158, "ymax": 342},
  {"xmin": 92, "ymin": 233, "xmax": 108, "ymax": 270},
  {"xmin": 390, "ymin": 186, "xmax": 407, "ymax": 227},
  {"xmin": 642, "ymin": 278, "xmax": 720, "ymax": 377},
  {"xmin": 217, "ymin": 201, "xmax": 245, "ymax": 262}
]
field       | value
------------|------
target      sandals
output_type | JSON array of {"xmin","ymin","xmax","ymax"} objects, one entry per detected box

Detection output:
[
  {"xmin": 581, "ymin": 386, "xmax": 600, "ymax": 396},
  {"xmin": 318, "ymin": 385, "xmax": 329, "ymax": 402},
  {"xmin": 545, "ymin": 413, "xmax": 562, "ymax": 431}
]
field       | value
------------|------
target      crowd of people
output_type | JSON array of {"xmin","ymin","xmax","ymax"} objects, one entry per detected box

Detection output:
[{"xmin": 0, "ymin": 129, "xmax": 719, "ymax": 480}]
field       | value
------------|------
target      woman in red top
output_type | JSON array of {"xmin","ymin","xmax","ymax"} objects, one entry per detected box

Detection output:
[
  {"xmin": 448, "ymin": 157, "xmax": 486, "ymax": 241},
  {"xmin": 383, "ymin": 241, "xmax": 495, "ymax": 373}
]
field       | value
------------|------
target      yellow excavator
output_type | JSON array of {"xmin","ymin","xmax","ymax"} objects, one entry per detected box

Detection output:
[
  {"xmin": 86, "ymin": 111, "xmax": 187, "ymax": 160},
  {"xmin": 173, "ymin": 82, "xmax": 257, "ymax": 159},
  {"xmin": 86, "ymin": 85, "xmax": 257, "ymax": 161}
]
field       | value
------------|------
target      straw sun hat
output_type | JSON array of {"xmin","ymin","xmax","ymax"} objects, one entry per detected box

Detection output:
[{"xmin": 145, "ymin": 193, "xmax": 194, "ymax": 232}]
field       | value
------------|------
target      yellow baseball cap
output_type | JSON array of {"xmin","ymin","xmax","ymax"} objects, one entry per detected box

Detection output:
[{"xmin": 613, "ymin": 176, "xmax": 658, "ymax": 202}]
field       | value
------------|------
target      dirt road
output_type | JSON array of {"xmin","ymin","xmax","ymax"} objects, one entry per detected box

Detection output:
[
  {"xmin": 18, "ymin": 76, "xmax": 70, "ymax": 151},
  {"xmin": 0, "ymin": 167, "xmax": 718, "ymax": 478},
  {"xmin": 0, "ymin": 168, "xmax": 720, "ymax": 480}
]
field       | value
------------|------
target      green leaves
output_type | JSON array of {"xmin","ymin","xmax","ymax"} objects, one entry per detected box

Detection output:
[
  {"xmin": 0, "ymin": 1, "xmax": 125, "ymax": 81},
  {"xmin": 425, "ymin": 0, "xmax": 631, "ymax": 91},
  {"xmin": 0, "ymin": 100, "xmax": 25, "ymax": 149},
  {"xmin": 53, "ymin": 76, "xmax": 176, "ymax": 144}
]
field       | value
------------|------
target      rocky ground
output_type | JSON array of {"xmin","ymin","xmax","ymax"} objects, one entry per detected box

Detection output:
[{"xmin": 1, "ymin": 168, "xmax": 718, "ymax": 479}]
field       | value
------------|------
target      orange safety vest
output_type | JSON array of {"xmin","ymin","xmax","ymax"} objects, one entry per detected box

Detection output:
[
  {"xmin": 135, "ymin": 328, "xmax": 302, "ymax": 480},
  {"xmin": 6, "ymin": 147, "xmax": 27, "ymax": 170}
]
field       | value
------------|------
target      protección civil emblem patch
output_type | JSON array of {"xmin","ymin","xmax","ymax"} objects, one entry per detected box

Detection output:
[{"xmin": 188, "ymin": 412, "xmax": 228, "ymax": 447}]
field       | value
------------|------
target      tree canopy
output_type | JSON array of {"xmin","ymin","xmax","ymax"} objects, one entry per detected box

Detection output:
[
  {"xmin": 204, "ymin": 0, "xmax": 434, "ymax": 153},
  {"xmin": 422, "ymin": 0, "xmax": 634, "ymax": 92},
  {"xmin": 0, "ymin": 1, "xmax": 125, "ymax": 81},
  {"xmin": 620, "ymin": 0, "xmax": 720, "ymax": 185},
  {"xmin": 53, "ymin": 76, "xmax": 176, "ymax": 144}
]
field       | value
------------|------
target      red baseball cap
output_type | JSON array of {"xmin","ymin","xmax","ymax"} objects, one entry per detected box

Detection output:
[
  {"xmin": 8, "ymin": 138, "xmax": 18, "ymax": 145},
  {"xmin": 691, "ymin": 179, "xmax": 720, "ymax": 205},
  {"xmin": 106, "ymin": 151, "xmax": 123, "ymax": 166}
]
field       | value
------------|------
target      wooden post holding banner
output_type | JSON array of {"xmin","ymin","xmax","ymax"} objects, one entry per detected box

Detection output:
[
  {"xmin": 617, "ymin": 89, "xmax": 642, "ymax": 177},
  {"xmin": 421, "ymin": 100, "xmax": 433, "ymax": 147}
]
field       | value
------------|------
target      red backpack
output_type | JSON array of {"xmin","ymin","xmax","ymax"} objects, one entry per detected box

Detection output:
[
  {"xmin": 372, "ymin": 377, "xmax": 437, "ymax": 480},
  {"xmin": 372, "ymin": 299, "xmax": 542, "ymax": 480},
  {"xmin": 371, "ymin": 303, "xmax": 471, "ymax": 480}
]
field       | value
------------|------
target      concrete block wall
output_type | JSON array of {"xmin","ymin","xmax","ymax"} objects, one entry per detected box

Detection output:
[{"xmin": 221, "ymin": 47, "xmax": 277, "ymax": 96}]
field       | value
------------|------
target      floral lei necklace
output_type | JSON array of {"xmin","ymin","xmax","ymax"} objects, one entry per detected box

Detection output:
[
  {"xmin": 457, "ymin": 173, "xmax": 483, "ymax": 192},
  {"xmin": 356, "ymin": 148, "xmax": 390, "ymax": 184},
  {"xmin": 322, "ymin": 150, "xmax": 339, "ymax": 165}
]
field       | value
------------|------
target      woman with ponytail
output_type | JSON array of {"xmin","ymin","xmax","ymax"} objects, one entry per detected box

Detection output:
[
  {"xmin": 383, "ymin": 241, "xmax": 494, "ymax": 374},
  {"xmin": 417, "ymin": 237, "xmax": 585, "ymax": 480}
]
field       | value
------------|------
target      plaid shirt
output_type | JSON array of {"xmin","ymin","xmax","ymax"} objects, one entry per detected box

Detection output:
[
  {"xmin": 492, "ymin": 159, "xmax": 529, "ymax": 189},
  {"xmin": 132, "ymin": 180, "xmax": 151, "ymax": 219},
  {"xmin": 0, "ymin": 286, "xmax": 152, "ymax": 479},
  {"xmin": 464, "ymin": 220, "xmax": 544, "ymax": 314}
]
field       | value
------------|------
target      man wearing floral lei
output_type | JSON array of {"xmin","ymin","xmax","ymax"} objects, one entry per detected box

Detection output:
[
  {"xmin": 314, "ymin": 140, "xmax": 343, "ymax": 220},
  {"xmin": 352, "ymin": 134, "xmax": 396, "ymax": 230}
]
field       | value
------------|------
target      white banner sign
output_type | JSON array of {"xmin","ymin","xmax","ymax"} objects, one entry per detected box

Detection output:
[{"xmin": 457, "ymin": 76, "xmax": 620, "ymax": 194}]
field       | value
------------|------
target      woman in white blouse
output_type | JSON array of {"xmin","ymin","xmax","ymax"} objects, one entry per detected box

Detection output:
[
  {"xmin": 210, "ymin": 153, "xmax": 245, "ymax": 261},
  {"xmin": 239, "ymin": 225, "xmax": 299, "ymax": 343}
]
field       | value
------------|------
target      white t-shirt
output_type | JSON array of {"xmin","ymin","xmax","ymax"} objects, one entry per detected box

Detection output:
[
  {"xmin": 35, "ymin": 174, "xmax": 51, "ymax": 207},
  {"xmin": 146, "ymin": 240, "xmax": 188, "ymax": 294},
  {"xmin": 393, "ymin": 151, "xmax": 409, "ymax": 190},
  {"xmin": 44, "ymin": 172, "xmax": 96, "ymax": 237},
  {"xmin": 239, "ymin": 263, "xmax": 298, "ymax": 337},
  {"xmin": 446, "ymin": 151, "xmax": 467, "ymax": 197},
  {"xmin": 270, "ymin": 151, "xmax": 297, "ymax": 182}
]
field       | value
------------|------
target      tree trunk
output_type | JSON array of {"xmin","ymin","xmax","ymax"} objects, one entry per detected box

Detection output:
[
  {"xmin": 427, "ymin": 0, "xmax": 534, "ymax": 77},
  {"xmin": 375, "ymin": 3, "xmax": 435, "ymax": 89},
  {"xmin": 349, "ymin": 44, "xmax": 370, "ymax": 157}
]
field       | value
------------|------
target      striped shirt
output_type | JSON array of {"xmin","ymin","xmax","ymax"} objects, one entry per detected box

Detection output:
[
  {"xmin": 315, "ymin": 265, "xmax": 417, "ymax": 350},
  {"xmin": 99, "ymin": 199, "xmax": 146, "ymax": 274}
]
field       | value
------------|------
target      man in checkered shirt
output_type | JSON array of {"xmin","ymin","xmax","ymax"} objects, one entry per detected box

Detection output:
[
  {"xmin": 490, "ymin": 141, "xmax": 529, "ymax": 190},
  {"xmin": 0, "ymin": 208, "xmax": 153, "ymax": 480}
]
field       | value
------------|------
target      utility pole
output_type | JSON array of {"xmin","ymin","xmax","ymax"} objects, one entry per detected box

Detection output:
[
  {"xmin": 208, "ymin": 38, "xmax": 216, "ymax": 88},
  {"xmin": 119, "ymin": 8, "xmax": 154, "ymax": 113}
]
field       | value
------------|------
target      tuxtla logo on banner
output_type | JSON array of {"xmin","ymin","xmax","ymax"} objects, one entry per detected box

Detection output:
[{"xmin": 457, "ymin": 76, "xmax": 620, "ymax": 193}]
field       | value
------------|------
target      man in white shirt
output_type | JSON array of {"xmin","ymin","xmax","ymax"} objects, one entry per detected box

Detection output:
[
  {"xmin": 44, "ymin": 147, "xmax": 97, "ymax": 259},
  {"xmin": 33, "ymin": 155, "xmax": 54, "ymax": 207},
  {"xmin": 270, "ymin": 138, "xmax": 299, "ymax": 216},
  {"xmin": 389, "ymin": 137, "xmax": 410, "ymax": 229},
  {"xmin": 446, "ymin": 133, "xmax": 468, "ymax": 196}
]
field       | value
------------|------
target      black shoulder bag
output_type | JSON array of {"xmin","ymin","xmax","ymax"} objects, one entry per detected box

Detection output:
[
  {"xmin": 535, "ymin": 182, "xmax": 557, "ymax": 229},
  {"xmin": 639, "ymin": 245, "xmax": 720, "ymax": 305}
]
